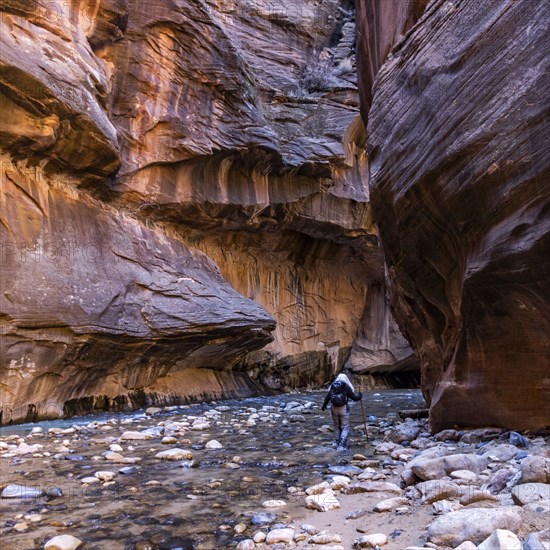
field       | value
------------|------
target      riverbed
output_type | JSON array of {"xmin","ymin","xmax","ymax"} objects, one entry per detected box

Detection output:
[{"xmin": 0, "ymin": 389, "xmax": 424, "ymax": 549}]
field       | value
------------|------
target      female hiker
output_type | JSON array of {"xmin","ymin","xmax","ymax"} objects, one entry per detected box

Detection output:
[{"xmin": 321, "ymin": 373, "xmax": 363, "ymax": 451}]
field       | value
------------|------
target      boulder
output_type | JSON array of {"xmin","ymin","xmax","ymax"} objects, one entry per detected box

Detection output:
[
  {"xmin": 427, "ymin": 507, "xmax": 523, "ymax": 546},
  {"xmin": 521, "ymin": 455, "xmax": 550, "ymax": 484},
  {"xmin": 511, "ymin": 483, "xmax": 550, "ymax": 506},
  {"xmin": 411, "ymin": 480, "xmax": 462, "ymax": 504}
]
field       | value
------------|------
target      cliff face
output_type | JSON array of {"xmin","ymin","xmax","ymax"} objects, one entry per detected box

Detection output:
[
  {"xmin": 0, "ymin": 0, "xmax": 414, "ymax": 422},
  {"xmin": 358, "ymin": 0, "xmax": 550, "ymax": 430}
]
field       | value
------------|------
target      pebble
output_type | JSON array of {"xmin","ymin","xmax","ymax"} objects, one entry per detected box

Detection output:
[
  {"xmin": 253, "ymin": 531, "xmax": 267, "ymax": 543},
  {"xmin": 234, "ymin": 522, "xmax": 247, "ymax": 533},
  {"xmin": 373, "ymin": 496, "xmax": 407, "ymax": 512},
  {"xmin": 1, "ymin": 484, "xmax": 45, "ymax": 499},
  {"xmin": 353, "ymin": 533, "xmax": 388, "ymax": 548},
  {"xmin": 346, "ymin": 508, "xmax": 369, "ymax": 520},
  {"xmin": 262, "ymin": 500, "xmax": 286, "ymax": 508},
  {"xmin": 236, "ymin": 540, "xmax": 255, "ymax": 550},
  {"xmin": 266, "ymin": 527, "xmax": 295, "ymax": 544},
  {"xmin": 95, "ymin": 471, "xmax": 115, "ymax": 482},
  {"xmin": 154, "ymin": 448, "xmax": 193, "ymax": 460},
  {"xmin": 251, "ymin": 512, "xmax": 276, "ymax": 525},
  {"xmin": 305, "ymin": 491, "xmax": 340, "ymax": 512},
  {"xmin": 205, "ymin": 439, "xmax": 223, "ymax": 449},
  {"xmin": 161, "ymin": 436, "xmax": 177, "ymax": 444},
  {"xmin": 120, "ymin": 431, "xmax": 151, "ymax": 440},
  {"xmin": 44, "ymin": 534, "xmax": 83, "ymax": 550}
]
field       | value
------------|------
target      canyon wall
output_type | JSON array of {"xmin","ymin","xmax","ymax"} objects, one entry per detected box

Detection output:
[
  {"xmin": 0, "ymin": 0, "xmax": 415, "ymax": 422},
  {"xmin": 358, "ymin": 0, "xmax": 550, "ymax": 430}
]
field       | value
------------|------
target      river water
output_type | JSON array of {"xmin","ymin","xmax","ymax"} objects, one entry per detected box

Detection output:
[{"xmin": 0, "ymin": 389, "xmax": 426, "ymax": 549}]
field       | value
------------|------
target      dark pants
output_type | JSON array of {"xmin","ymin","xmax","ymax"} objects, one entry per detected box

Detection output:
[{"xmin": 331, "ymin": 404, "xmax": 350, "ymax": 447}]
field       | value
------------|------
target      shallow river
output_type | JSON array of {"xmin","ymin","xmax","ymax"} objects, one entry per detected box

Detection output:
[{"xmin": 0, "ymin": 389, "xmax": 426, "ymax": 549}]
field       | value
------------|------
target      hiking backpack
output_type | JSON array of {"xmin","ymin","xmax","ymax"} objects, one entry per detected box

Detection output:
[{"xmin": 330, "ymin": 380, "xmax": 348, "ymax": 406}]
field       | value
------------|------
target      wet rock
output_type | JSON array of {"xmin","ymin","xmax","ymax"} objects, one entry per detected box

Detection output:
[
  {"xmin": 44, "ymin": 535, "xmax": 83, "ymax": 550},
  {"xmin": 477, "ymin": 529, "xmax": 521, "ymax": 550},
  {"xmin": 12, "ymin": 442, "xmax": 43, "ymax": 455},
  {"xmin": 427, "ymin": 506, "xmax": 522, "ymax": 546},
  {"xmin": 346, "ymin": 509, "xmax": 369, "ymax": 520},
  {"xmin": 353, "ymin": 533, "xmax": 388, "ymax": 548},
  {"xmin": 103, "ymin": 451, "xmax": 141, "ymax": 464},
  {"xmin": 521, "ymin": 455, "xmax": 550, "ymax": 483},
  {"xmin": 161, "ymin": 436, "xmax": 177, "ymax": 445},
  {"xmin": 119, "ymin": 467, "xmax": 139, "ymax": 475},
  {"xmin": 289, "ymin": 415, "xmax": 306, "ymax": 423},
  {"xmin": 305, "ymin": 491, "xmax": 340, "ymax": 512},
  {"xmin": 110, "ymin": 444, "xmax": 124, "ymax": 452},
  {"xmin": 262, "ymin": 500, "xmax": 286, "ymax": 508},
  {"xmin": 154, "ymin": 448, "xmax": 193, "ymax": 461},
  {"xmin": 509, "ymin": 432, "xmax": 530, "ymax": 448},
  {"xmin": 46, "ymin": 487, "xmax": 63, "ymax": 498},
  {"xmin": 373, "ymin": 496, "xmax": 407, "ymax": 512},
  {"xmin": 234, "ymin": 523, "xmax": 247, "ymax": 534},
  {"xmin": 511, "ymin": 482, "xmax": 550, "ymax": 505},
  {"xmin": 1, "ymin": 484, "xmax": 44, "ymax": 499},
  {"xmin": 411, "ymin": 480, "xmax": 462, "ymax": 504},
  {"xmin": 145, "ymin": 407, "xmax": 162, "ymax": 415},
  {"xmin": 95, "ymin": 471, "xmax": 115, "ymax": 482},
  {"xmin": 327, "ymin": 465, "xmax": 363, "ymax": 476},
  {"xmin": 120, "ymin": 431, "xmax": 152, "ymax": 440},
  {"xmin": 251, "ymin": 513, "xmax": 276, "ymax": 525},
  {"xmin": 236, "ymin": 540, "xmax": 255, "ymax": 550},
  {"xmin": 81, "ymin": 476, "xmax": 100, "ymax": 484},
  {"xmin": 205, "ymin": 440, "xmax": 223, "ymax": 449},
  {"xmin": 266, "ymin": 527, "xmax": 295, "ymax": 544}
]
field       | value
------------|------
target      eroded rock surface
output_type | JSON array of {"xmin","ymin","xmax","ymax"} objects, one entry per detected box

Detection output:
[
  {"xmin": 0, "ymin": 0, "xmax": 414, "ymax": 421},
  {"xmin": 362, "ymin": 0, "xmax": 550, "ymax": 430}
]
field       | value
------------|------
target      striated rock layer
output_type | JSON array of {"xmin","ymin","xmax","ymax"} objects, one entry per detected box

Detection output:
[
  {"xmin": 362, "ymin": 0, "xmax": 550, "ymax": 430},
  {"xmin": 0, "ymin": 0, "xmax": 415, "ymax": 421}
]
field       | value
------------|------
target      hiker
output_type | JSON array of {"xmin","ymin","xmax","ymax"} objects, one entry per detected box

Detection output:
[{"xmin": 321, "ymin": 373, "xmax": 362, "ymax": 451}]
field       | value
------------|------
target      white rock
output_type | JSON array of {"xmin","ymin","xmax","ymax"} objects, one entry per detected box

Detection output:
[
  {"xmin": 205, "ymin": 439, "xmax": 223, "ymax": 449},
  {"xmin": 427, "ymin": 506, "xmax": 523, "ymax": 546},
  {"xmin": 306, "ymin": 481, "xmax": 331, "ymax": 495},
  {"xmin": 30, "ymin": 427, "xmax": 44, "ymax": 435},
  {"xmin": 450, "ymin": 470, "xmax": 478, "ymax": 482},
  {"xmin": 262, "ymin": 499, "xmax": 286, "ymax": 508},
  {"xmin": 236, "ymin": 540, "xmax": 255, "ymax": 550},
  {"xmin": 353, "ymin": 533, "xmax": 388, "ymax": 548},
  {"xmin": 477, "ymin": 529, "xmax": 521, "ymax": 550},
  {"xmin": 145, "ymin": 407, "xmax": 162, "ymax": 415},
  {"xmin": 109, "ymin": 444, "xmax": 123, "ymax": 452},
  {"xmin": 161, "ymin": 436, "xmax": 177, "ymax": 444},
  {"xmin": 266, "ymin": 527, "xmax": 295, "ymax": 544},
  {"xmin": 120, "ymin": 431, "xmax": 151, "ymax": 440},
  {"xmin": 44, "ymin": 535, "xmax": 83, "ymax": 550},
  {"xmin": 253, "ymin": 531, "xmax": 267, "ymax": 543},
  {"xmin": 154, "ymin": 448, "xmax": 193, "ymax": 460},
  {"xmin": 305, "ymin": 491, "xmax": 341, "ymax": 512},
  {"xmin": 373, "ymin": 497, "xmax": 408, "ymax": 512},
  {"xmin": 432, "ymin": 499, "xmax": 461, "ymax": 515},
  {"xmin": 310, "ymin": 531, "xmax": 342, "ymax": 544},
  {"xmin": 511, "ymin": 482, "xmax": 550, "ymax": 505},
  {"xmin": 94, "ymin": 471, "xmax": 115, "ymax": 482},
  {"xmin": 1, "ymin": 484, "xmax": 44, "ymax": 499},
  {"xmin": 454, "ymin": 542, "xmax": 477, "ymax": 550},
  {"xmin": 234, "ymin": 522, "xmax": 247, "ymax": 533},
  {"xmin": 80, "ymin": 477, "xmax": 99, "ymax": 484}
]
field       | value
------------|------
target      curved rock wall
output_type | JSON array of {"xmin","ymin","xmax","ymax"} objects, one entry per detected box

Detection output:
[
  {"xmin": 0, "ymin": 0, "xmax": 415, "ymax": 421},
  {"xmin": 359, "ymin": 0, "xmax": 550, "ymax": 430}
]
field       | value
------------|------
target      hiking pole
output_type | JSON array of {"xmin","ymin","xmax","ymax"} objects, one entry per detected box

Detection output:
[{"xmin": 360, "ymin": 398, "xmax": 369, "ymax": 441}]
